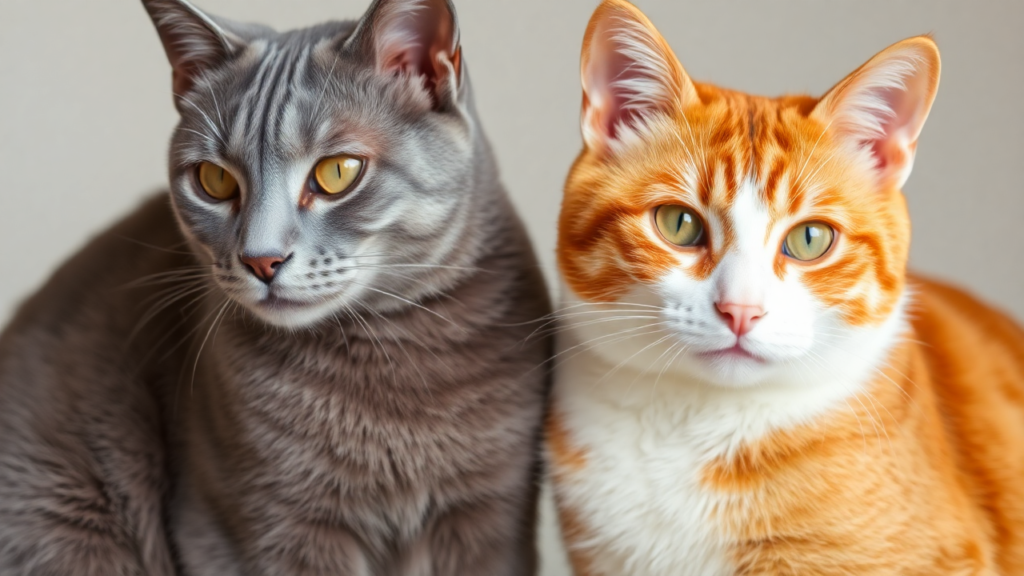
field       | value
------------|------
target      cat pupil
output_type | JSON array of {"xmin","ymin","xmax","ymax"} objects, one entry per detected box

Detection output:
[
  {"xmin": 676, "ymin": 212, "xmax": 686, "ymax": 232},
  {"xmin": 336, "ymin": 162, "xmax": 341, "ymax": 179},
  {"xmin": 804, "ymin": 226, "xmax": 814, "ymax": 246}
]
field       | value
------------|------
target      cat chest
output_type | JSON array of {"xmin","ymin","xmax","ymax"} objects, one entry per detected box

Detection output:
[
  {"xmin": 551, "ymin": 393, "xmax": 741, "ymax": 575},
  {"xmin": 219, "ymin": 367, "xmax": 538, "ymax": 505}
]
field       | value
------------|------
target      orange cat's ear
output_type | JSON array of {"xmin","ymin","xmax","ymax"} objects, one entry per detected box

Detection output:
[
  {"xmin": 580, "ymin": 0, "xmax": 698, "ymax": 153},
  {"xmin": 812, "ymin": 36, "xmax": 941, "ymax": 190}
]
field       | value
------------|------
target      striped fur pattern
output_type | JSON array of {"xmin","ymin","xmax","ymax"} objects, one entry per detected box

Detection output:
[
  {"xmin": 0, "ymin": 1, "xmax": 549, "ymax": 574},
  {"xmin": 160, "ymin": 0, "xmax": 472, "ymax": 329},
  {"xmin": 549, "ymin": 1, "xmax": 1024, "ymax": 574}
]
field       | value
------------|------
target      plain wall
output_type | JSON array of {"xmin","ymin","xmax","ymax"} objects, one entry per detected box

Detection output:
[{"xmin": 1, "ymin": 1, "xmax": 1022, "ymax": 573}]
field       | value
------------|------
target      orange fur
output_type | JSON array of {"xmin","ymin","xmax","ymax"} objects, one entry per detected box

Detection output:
[
  {"xmin": 555, "ymin": 495, "xmax": 602, "ymax": 576},
  {"xmin": 546, "ymin": 411, "xmax": 597, "ymax": 574},
  {"xmin": 547, "ymin": 409, "xmax": 589, "ymax": 475},
  {"xmin": 551, "ymin": 0, "xmax": 1024, "ymax": 573},
  {"xmin": 559, "ymin": 80, "xmax": 910, "ymax": 326},
  {"xmin": 697, "ymin": 277, "xmax": 1024, "ymax": 574}
]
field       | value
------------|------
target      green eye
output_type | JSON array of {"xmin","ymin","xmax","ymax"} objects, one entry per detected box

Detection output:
[
  {"xmin": 313, "ymin": 155, "xmax": 363, "ymax": 195},
  {"xmin": 198, "ymin": 162, "xmax": 239, "ymax": 200},
  {"xmin": 654, "ymin": 205, "xmax": 704, "ymax": 247},
  {"xmin": 783, "ymin": 222, "xmax": 834, "ymax": 261}
]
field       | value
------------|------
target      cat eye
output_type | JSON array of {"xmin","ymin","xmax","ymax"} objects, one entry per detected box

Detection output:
[
  {"xmin": 783, "ymin": 222, "xmax": 835, "ymax": 261},
  {"xmin": 654, "ymin": 205, "xmax": 705, "ymax": 247},
  {"xmin": 312, "ymin": 155, "xmax": 364, "ymax": 195},
  {"xmin": 197, "ymin": 162, "xmax": 239, "ymax": 201}
]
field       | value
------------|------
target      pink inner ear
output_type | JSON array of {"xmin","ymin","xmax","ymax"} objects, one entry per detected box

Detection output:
[
  {"xmin": 374, "ymin": 0, "xmax": 457, "ymax": 106},
  {"xmin": 585, "ymin": 28, "xmax": 644, "ymax": 141},
  {"xmin": 595, "ymin": 44, "xmax": 651, "ymax": 141},
  {"xmin": 863, "ymin": 73, "xmax": 929, "ymax": 181},
  {"xmin": 580, "ymin": 7, "xmax": 691, "ymax": 152},
  {"xmin": 819, "ymin": 41, "xmax": 939, "ymax": 189},
  {"xmin": 379, "ymin": 19, "xmax": 429, "ymax": 75}
]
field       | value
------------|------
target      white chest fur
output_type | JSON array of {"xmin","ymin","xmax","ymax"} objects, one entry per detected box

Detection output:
[
  {"xmin": 550, "ymin": 335, "xmax": 886, "ymax": 575},
  {"xmin": 553, "ymin": 356, "xmax": 732, "ymax": 575}
]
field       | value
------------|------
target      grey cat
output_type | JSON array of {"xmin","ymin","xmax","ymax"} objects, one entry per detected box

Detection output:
[{"xmin": 0, "ymin": 0, "xmax": 551, "ymax": 574}]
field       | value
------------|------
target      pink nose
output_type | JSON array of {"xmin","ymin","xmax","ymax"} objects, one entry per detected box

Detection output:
[
  {"xmin": 715, "ymin": 302, "xmax": 765, "ymax": 336},
  {"xmin": 240, "ymin": 254, "xmax": 288, "ymax": 283}
]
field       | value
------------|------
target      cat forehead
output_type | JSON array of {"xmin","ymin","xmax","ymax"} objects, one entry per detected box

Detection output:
[
  {"xmin": 220, "ymin": 28, "xmax": 361, "ymax": 116},
  {"xmin": 173, "ymin": 27, "xmax": 419, "ymax": 170},
  {"xmin": 630, "ymin": 93, "xmax": 856, "ymax": 224}
]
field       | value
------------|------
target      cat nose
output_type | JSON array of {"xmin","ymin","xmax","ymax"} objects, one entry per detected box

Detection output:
[
  {"xmin": 715, "ymin": 302, "xmax": 765, "ymax": 336},
  {"xmin": 240, "ymin": 253, "xmax": 290, "ymax": 284}
]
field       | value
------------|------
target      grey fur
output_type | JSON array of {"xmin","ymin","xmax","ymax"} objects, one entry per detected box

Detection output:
[{"xmin": 0, "ymin": 0, "xmax": 551, "ymax": 574}]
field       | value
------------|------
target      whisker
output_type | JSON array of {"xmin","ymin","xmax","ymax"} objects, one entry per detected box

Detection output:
[
  {"xmin": 526, "ymin": 323, "xmax": 673, "ymax": 377},
  {"xmin": 794, "ymin": 118, "xmax": 834, "ymax": 186},
  {"xmin": 120, "ymin": 270, "xmax": 211, "ymax": 290},
  {"xmin": 607, "ymin": 333, "xmax": 678, "ymax": 393},
  {"xmin": 348, "ymin": 281, "xmax": 460, "ymax": 329},
  {"xmin": 651, "ymin": 340, "xmax": 689, "ymax": 403},
  {"xmin": 522, "ymin": 314, "xmax": 661, "ymax": 343},
  {"xmin": 314, "ymin": 54, "xmax": 340, "ymax": 120},
  {"xmin": 114, "ymin": 235, "xmax": 194, "ymax": 256},
  {"xmin": 174, "ymin": 92, "xmax": 223, "ymax": 144},
  {"xmin": 190, "ymin": 299, "xmax": 231, "ymax": 396}
]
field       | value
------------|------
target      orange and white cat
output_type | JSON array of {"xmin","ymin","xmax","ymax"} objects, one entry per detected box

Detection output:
[{"xmin": 547, "ymin": 1, "xmax": 1024, "ymax": 574}]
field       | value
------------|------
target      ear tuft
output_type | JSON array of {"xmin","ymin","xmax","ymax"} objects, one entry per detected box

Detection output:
[
  {"xmin": 813, "ymin": 36, "xmax": 941, "ymax": 189},
  {"xmin": 142, "ymin": 0, "xmax": 244, "ymax": 99},
  {"xmin": 348, "ymin": 0, "xmax": 461, "ymax": 111},
  {"xmin": 580, "ymin": 0, "xmax": 698, "ymax": 153}
]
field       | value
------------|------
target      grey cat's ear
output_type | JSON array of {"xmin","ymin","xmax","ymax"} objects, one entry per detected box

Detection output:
[
  {"xmin": 346, "ymin": 0, "xmax": 463, "ymax": 111},
  {"xmin": 141, "ymin": 0, "xmax": 245, "ymax": 102}
]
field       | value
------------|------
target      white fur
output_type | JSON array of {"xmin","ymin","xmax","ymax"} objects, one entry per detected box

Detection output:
[
  {"xmin": 606, "ymin": 16, "xmax": 676, "ymax": 116},
  {"xmin": 550, "ymin": 181, "xmax": 907, "ymax": 574},
  {"xmin": 830, "ymin": 49, "xmax": 920, "ymax": 142}
]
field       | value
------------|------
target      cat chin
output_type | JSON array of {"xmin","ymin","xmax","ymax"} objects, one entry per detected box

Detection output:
[
  {"xmin": 239, "ymin": 295, "xmax": 343, "ymax": 329},
  {"xmin": 663, "ymin": 352, "xmax": 782, "ymax": 389}
]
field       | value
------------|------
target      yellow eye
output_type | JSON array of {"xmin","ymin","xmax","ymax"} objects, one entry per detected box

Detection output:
[
  {"xmin": 784, "ymin": 222, "xmax": 834, "ymax": 261},
  {"xmin": 654, "ymin": 205, "xmax": 705, "ymax": 247},
  {"xmin": 313, "ymin": 156, "xmax": 363, "ymax": 195},
  {"xmin": 198, "ymin": 162, "xmax": 239, "ymax": 200}
]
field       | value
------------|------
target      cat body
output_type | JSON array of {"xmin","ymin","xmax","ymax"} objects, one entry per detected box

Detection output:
[
  {"xmin": 0, "ymin": 1, "xmax": 550, "ymax": 575},
  {"xmin": 548, "ymin": 1, "xmax": 1024, "ymax": 574},
  {"xmin": 553, "ymin": 279, "xmax": 1024, "ymax": 575}
]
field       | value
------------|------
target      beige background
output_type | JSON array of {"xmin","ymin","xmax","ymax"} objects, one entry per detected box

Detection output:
[{"xmin": 1, "ymin": 0, "xmax": 1022, "ymax": 573}]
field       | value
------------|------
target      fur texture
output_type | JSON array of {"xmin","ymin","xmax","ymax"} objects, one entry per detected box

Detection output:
[
  {"xmin": 0, "ymin": 1, "xmax": 550, "ymax": 574},
  {"xmin": 548, "ymin": 1, "xmax": 1024, "ymax": 574}
]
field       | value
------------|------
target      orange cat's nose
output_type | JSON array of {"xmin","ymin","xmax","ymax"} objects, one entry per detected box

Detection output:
[
  {"xmin": 715, "ymin": 302, "xmax": 765, "ymax": 336},
  {"xmin": 241, "ymin": 254, "xmax": 289, "ymax": 284}
]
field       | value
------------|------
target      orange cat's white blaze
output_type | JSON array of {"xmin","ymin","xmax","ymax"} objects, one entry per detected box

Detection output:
[{"xmin": 549, "ymin": 1, "xmax": 1024, "ymax": 575}]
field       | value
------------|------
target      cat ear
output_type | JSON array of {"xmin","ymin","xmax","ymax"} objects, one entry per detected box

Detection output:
[
  {"xmin": 812, "ymin": 36, "xmax": 941, "ymax": 190},
  {"xmin": 141, "ymin": 0, "xmax": 245, "ymax": 101},
  {"xmin": 580, "ymin": 0, "xmax": 699, "ymax": 153},
  {"xmin": 347, "ymin": 0, "xmax": 462, "ymax": 111}
]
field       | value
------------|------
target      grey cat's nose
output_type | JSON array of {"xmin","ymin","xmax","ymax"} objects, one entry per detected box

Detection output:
[{"xmin": 240, "ymin": 254, "xmax": 291, "ymax": 284}]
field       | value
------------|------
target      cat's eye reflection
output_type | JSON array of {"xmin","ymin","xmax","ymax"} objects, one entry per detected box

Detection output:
[
  {"xmin": 312, "ymin": 156, "xmax": 363, "ymax": 195},
  {"xmin": 654, "ymin": 205, "xmax": 705, "ymax": 247},
  {"xmin": 198, "ymin": 162, "xmax": 239, "ymax": 201},
  {"xmin": 783, "ymin": 222, "xmax": 834, "ymax": 261}
]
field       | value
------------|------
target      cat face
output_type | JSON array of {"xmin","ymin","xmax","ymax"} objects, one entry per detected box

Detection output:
[
  {"xmin": 558, "ymin": 0, "xmax": 939, "ymax": 387},
  {"xmin": 144, "ymin": 0, "xmax": 478, "ymax": 328}
]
